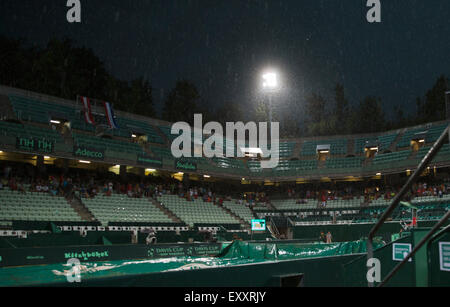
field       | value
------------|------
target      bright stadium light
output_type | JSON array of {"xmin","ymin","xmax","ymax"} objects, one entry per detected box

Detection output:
[
  {"xmin": 261, "ymin": 70, "xmax": 281, "ymax": 126},
  {"xmin": 262, "ymin": 72, "xmax": 278, "ymax": 90}
]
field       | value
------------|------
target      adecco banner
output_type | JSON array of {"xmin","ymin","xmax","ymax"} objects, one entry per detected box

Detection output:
[
  {"xmin": 137, "ymin": 154, "xmax": 163, "ymax": 168},
  {"xmin": 175, "ymin": 159, "xmax": 197, "ymax": 171},
  {"xmin": 73, "ymin": 146, "xmax": 105, "ymax": 161}
]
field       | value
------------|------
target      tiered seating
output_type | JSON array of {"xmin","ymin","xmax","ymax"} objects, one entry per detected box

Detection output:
[
  {"xmin": 157, "ymin": 194, "xmax": 239, "ymax": 227},
  {"xmin": 397, "ymin": 127, "xmax": 426, "ymax": 148},
  {"xmin": 271, "ymin": 199, "xmax": 314, "ymax": 210},
  {"xmin": 83, "ymin": 194, "xmax": 173, "ymax": 226},
  {"xmin": 325, "ymin": 157, "xmax": 364, "ymax": 169},
  {"xmin": 415, "ymin": 146, "xmax": 431, "ymax": 161},
  {"xmin": 8, "ymin": 95, "xmax": 93, "ymax": 132},
  {"xmin": 115, "ymin": 118, "xmax": 165, "ymax": 144},
  {"xmin": 301, "ymin": 139, "xmax": 347, "ymax": 156},
  {"xmin": 278, "ymin": 142, "xmax": 296, "ymax": 158},
  {"xmin": 247, "ymin": 160, "xmax": 262, "ymax": 173},
  {"xmin": 354, "ymin": 137, "xmax": 378, "ymax": 154},
  {"xmin": 414, "ymin": 144, "xmax": 449, "ymax": 162},
  {"xmin": 212, "ymin": 157, "xmax": 247, "ymax": 175},
  {"xmin": 158, "ymin": 126, "xmax": 178, "ymax": 141},
  {"xmin": 272, "ymin": 197, "xmax": 376, "ymax": 210},
  {"xmin": 0, "ymin": 188, "xmax": 81, "ymax": 222},
  {"xmin": 412, "ymin": 194, "xmax": 450, "ymax": 204},
  {"xmin": 356, "ymin": 133, "xmax": 398, "ymax": 153},
  {"xmin": 73, "ymin": 133, "xmax": 144, "ymax": 160},
  {"xmin": 266, "ymin": 160, "xmax": 318, "ymax": 177},
  {"xmin": 377, "ymin": 133, "xmax": 398, "ymax": 151},
  {"xmin": 436, "ymin": 144, "xmax": 450, "ymax": 160},
  {"xmin": 222, "ymin": 200, "xmax": 255, "ymax": 223},
  {"xmin": 358, "ymin": 200, "xmax": 450, "ymax": 223},
  {"xmin": 252, "ymin": 202, "xmax": 270, "ymax": 211},
  {"xmin": 0, "ymin": 121, "xmax": 63, "ymax": 143},
  {"xmin": 425, "ymin": 124, "xmax": 448, "ymax": 144},
  {"xmin": 372, "ymin": 150, "xmax": 411, "ymax": 165}
]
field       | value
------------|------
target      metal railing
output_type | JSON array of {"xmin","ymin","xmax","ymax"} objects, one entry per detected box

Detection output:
[{"xmin": 367, "ymin": 124, "xmax": 450, "ymax": 287}]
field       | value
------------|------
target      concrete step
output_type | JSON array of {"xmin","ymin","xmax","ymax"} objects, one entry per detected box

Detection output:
[
  {"xmin": 215, "ymin": 202, "xmax": 251, "ymax": 230},
  {"xmin": 152, "ymin": 198, "xmax": 184, "ymax": 224},
  {"xmin": 67, "ymin": 196, "xmax": 96, "ymax": 222}
]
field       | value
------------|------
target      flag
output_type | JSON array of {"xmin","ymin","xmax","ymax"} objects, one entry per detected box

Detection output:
[
  {"xmin": 80, "ymin": 96, "xmax": 95, "ymax": 125},
  {"xmin": 103, "ymin": 101, "xmax": 119, "ymax": 129}
]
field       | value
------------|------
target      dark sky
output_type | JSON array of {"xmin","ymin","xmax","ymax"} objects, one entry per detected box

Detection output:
[{"xmin": 1, "ymin": 0, "xmax": 449, "ymax": 119}]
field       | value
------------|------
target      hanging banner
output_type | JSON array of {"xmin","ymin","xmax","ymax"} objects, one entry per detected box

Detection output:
[
  {"xmin": 16, "ymin": 137, "xmax": 54, "ymax": 153},
  {"xmin": 175, "ymin": 159, "xmax": 197, "ymax": 171},
  {"xmin": 73, "ymin": 146, "xmax": 105, "ymax": 161}
]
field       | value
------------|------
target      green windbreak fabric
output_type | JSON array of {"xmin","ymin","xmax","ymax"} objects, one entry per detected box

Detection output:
[{"xmin": 217, "ymin": 238, "xmax": 385, "ymax": 260}]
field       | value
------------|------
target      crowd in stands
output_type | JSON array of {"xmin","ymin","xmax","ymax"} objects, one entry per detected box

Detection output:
[{"xmin": 1, "ymin": 161, "xmax": 450, "ymax": 211}]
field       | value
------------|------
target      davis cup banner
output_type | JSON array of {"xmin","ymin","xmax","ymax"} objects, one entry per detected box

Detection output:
[{"xmin": 73, "ymin": 146, "xmax": 105, "ymax": 161}]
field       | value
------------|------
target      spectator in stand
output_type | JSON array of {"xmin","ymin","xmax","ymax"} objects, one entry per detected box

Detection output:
[
  {"xmin": 42, "ymin": 183, "xmax": 49, "ymax": 193},
  {"xmin": 18, "ymin": 182, "xmax": 26, "ymax": 194},
  {"xmin": 50, "ymin": 183, "xmax": 58, "ymax": 196},
  {"xmin": 194, "ymin": 188, "xmax": 198, "ymax": 199},
  {"xmin": 326, "ymin": 232, "xmax": 333, "ymax": 243},
  {"xmin": 127, "ymin": 183, "xmax": 133, "ymax": 197},
  {"xmin": 319, "ymin": 232, "xmax": 326, "ymax": 243},
  {"xmin": 35, "ymin": 181, "xmax": 42, "ymax": 192}
]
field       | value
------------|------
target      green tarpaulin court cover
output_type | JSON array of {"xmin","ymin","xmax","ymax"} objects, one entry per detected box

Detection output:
[{"xmin": 0, "ymin": 239, "xmax": 384, "ymax": 286}]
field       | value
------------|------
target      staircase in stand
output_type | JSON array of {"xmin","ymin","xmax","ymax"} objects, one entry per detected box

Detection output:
[
  {"xmin": 388, "ymin": 129, "xmax": 406, "ymax": 151},
  {"xmin": 347, "ymin": 138, "xmax": 355, "ymax": 156},
  {"xmin": 151, "ymin": 198, "xmax": 184, "ymax": 224},
  {"xmin": 67, "ymin": 196, "xmax": 96, "ymax": 222},
  {"xmin": 215, "ymin": 202, "xmax": 251, "ymax": 230}
]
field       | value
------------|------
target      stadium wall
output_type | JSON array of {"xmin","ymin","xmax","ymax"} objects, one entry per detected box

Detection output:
[{"xmin": 291, "ymin": 220, "xmax": 450, "ymax": 242}]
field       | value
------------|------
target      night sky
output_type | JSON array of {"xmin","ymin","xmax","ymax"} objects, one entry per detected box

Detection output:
[{"xmin": 1, "ymin": 0, "xmax": 449, "ymax": 119}]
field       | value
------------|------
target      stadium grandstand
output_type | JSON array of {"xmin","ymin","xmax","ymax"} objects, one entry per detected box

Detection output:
[{"xmin": 0, "ymin": 85, "xmax": 449, "ymax": 287}]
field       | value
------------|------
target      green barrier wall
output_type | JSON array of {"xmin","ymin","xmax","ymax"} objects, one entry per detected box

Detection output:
[
  {"xmin": 343, "ymin": 235, "xmax": 416, "ymax": 287},
  {"xmin": 341, "ymin": 228, "xmax": 448, "ymax": 287},
  {"xmin": 427, "ymin": 229, "xmax": 450, "ymax": 286},
  {"xmin": 0, "ymin": 239, "xmax": 377, "ymax": 286},
  {"xmin": 0, "ymin": 242, "xmax": 223, "ymax": 267},
  {"xmin": 292, "ymin": 221, "xmax": 449, "ymax": 242},
  {"xmin": 0, "ymin": 232, "xmax": 137, "ymax": 248}
]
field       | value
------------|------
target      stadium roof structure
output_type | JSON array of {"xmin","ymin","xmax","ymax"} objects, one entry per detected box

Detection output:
[{"xmin": 0, "ymin": 85, "xmax": 449, "ymax": 182}]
